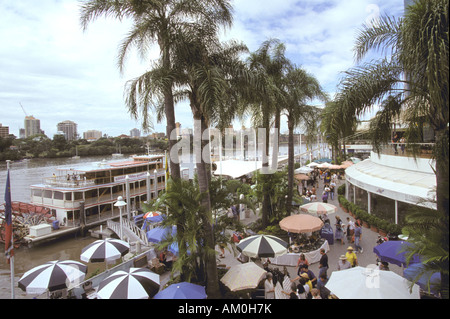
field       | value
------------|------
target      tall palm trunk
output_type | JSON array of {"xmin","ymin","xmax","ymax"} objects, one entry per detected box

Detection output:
[
  {"xmin": 271, "ymin": 111, "xmax": 280, "ymax": 171},
  {"xmin": 192, "ymin": 107, "xmax": 220, "ymax": 299},
  {"xmin": 286, "ymin": 116, "xmax": 295, "ymax": 213},
  {"xmin": 435, "ymin": 128, "xmax": 449, "ymax": 298},
  {"xmin": 162, "ymin": 45, "xmax": 181, "ymax": 180},
  {"xmin": 261, "ymin": 115, "xmax": 271, "ymax": 228}
]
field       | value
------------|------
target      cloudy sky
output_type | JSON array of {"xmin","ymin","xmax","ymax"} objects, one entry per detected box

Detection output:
[{"xmin": 0, "ymin": 0, "xmax": 405, "ymax": 138}]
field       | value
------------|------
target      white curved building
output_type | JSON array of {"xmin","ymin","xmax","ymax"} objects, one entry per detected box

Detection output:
[{"xmin": 344, "ymin": 148, "xmax": 436, "ymax": 225}]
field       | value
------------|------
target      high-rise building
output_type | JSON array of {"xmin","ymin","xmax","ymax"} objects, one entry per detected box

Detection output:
[
  {"xmin": 175, "ymin": 122, "xmax": 181, "ymax": 138},
  {"xmin": 0, "ymin": 123, "xmax": 9, "ymax": 138},
  {"xmin": 130, "ymin": 128, "xmax": 141, "ymax": 138},
  {"xmin": 57, "ymin": 120, "xmax": 78, "ymax": 141},
  {"xmin": 83, "ymin": 130, "xmax": 102, "ymax": 141},
  {"xmin": 24, "ymin": 116, "xmax": 42, "ymax": 138}
]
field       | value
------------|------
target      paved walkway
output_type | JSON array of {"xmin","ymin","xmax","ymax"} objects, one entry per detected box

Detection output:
[{"xmin": 215, "ymin": 175, "xmax": 404, "ymax": 285}]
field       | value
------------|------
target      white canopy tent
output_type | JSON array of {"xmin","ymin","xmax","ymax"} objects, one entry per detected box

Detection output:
[{"xmin": 345, "ymin": 159, "xmax": 436, "ymax": 209}]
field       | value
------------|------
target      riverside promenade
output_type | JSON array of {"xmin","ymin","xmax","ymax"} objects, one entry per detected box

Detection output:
[{"xmin": 215, "ymin": 175, "xmax": 404, "ymax": 286}]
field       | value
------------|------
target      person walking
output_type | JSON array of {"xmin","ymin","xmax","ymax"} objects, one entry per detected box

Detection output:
[
  {"xmin": 337, "ymin": 255, "xmax": 351, "ymax": 270},
  {"xmin": 354, "ymin": 221, "xmax": 363, "ymax": 253},
  {"xmin": 322, "ymin": 190, "xmax": 328, "ymax": 203},
  {"xmin": 296, "ymin": 282, "xmax": 308, "ymax": 299},
  {"xmin": 264, "ymin": 273, "xmax": 275, "ymax": 299},
  {"xmin": 318, "ymin": 248, "xmax": 329, "ymax": 278},
  {"xmin": 329, "ymin": 180, "xmax": 336, "ymax": 200},
  {"xmin": 296, "ymin": 253, "xmax": 309, "ymax": 270},
  {"xmin": 345, "ymin": 246, "xmax": 358, "ymax": 267},
  {"xmin": 399, "ymin": 136, "xmax": 406, "ymax": 154},
  {"xmin": 346, "ymin": 217, "xmax": 355, "ymax": 243},
  {"xmin": 334, "ymin": 216, "xmax": 345, "ymax": 245},
  {"xmin": 392, "ymin": 133, "xmax": 399, "ymax": 154}
]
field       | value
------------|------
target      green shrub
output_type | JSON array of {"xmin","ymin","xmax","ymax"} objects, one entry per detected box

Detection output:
[{"xmin": 337, "ymin": 184, "xmax": 345, "ymax": 195}]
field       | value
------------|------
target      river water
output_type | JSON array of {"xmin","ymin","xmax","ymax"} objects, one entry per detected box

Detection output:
[{"xmin": 0, "ymin": 143, "xmax": 329, "ymax": 298}]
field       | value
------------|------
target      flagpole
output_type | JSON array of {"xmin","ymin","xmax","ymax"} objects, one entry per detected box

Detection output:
[{"xmin": 6, "ymin": 160, "xmax": 15, "ymax": 299}]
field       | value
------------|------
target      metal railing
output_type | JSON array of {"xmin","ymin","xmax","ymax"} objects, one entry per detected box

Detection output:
[{"xmin": 107, "ymin": 219, "xmax": 149, "ymax": 246}]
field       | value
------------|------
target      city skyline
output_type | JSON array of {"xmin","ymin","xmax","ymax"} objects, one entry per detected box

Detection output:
[{"xmin": 1, "ymin": 1, "xmax": 405, "ymax": 138}]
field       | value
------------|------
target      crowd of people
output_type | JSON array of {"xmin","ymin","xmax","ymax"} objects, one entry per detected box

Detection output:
[
  {"xmin": 301, "ymin": 169, "xmax": 340, "ymax": 203},
  {"xmin": 261, "ymin": 167, "xmax": 373, "ymax": 300}
]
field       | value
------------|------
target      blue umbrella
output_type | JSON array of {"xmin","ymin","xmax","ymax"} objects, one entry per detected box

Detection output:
[
  {"xmin": 373, "ymin": 240, "xmax": 421, "ymax": 267},
  {"xmin": 142, "ymin": 215, "xmax": 164, "ymax": 232},
  {"xmin": 168, "ymin": 242, "xmax": 192, "ymax": 256},
  {"xmin": 403, "ymin": 263, "xmax": 441, "ymax": 295},
  {"xmin": 146, "ymin": 225, "xmax": 177, "ymax": 243},
  {"xmin": 153, "ymin": 282, "xmax": 206, "ymax": 299}
]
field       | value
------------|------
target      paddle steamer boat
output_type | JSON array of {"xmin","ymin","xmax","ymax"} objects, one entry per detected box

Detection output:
[{"xmin": 29, "ymin": 154, "xmax": 167, "ymax": 229}]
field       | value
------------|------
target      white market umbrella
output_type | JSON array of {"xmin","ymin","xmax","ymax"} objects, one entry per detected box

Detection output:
[
  {"xmin": 220, "ymin": 262, "xmax": 267, "ymax": 292},
  {"xmin": 325, "ymin": 266, "xmax": 420, "ymax": 299},
  {"xmin": 306, "ymin": 162, "xmax": 320, "ymax": 168},
  {"xmin": 236, "ymin": 234, "xmax": 288, "ymax": 258},
  {"xmin": 294, "ymin": 166, "xmax": 314, "ymax": 174},
  {"xmin": 81, "ymin": 238, "xmax": 130, "ymax": 265},
  {"xmin": 97, "ymin": 268, "xmax": 160, "ymax": 299},
  {"xmin": 18, "ymin": 260, "xmax": 87, "ymax": 295},
  {"xmin": 317, "ymin": 162, "xmax": 332, "ymax": 169},
  {"xmin": 300, "ymin": 202, "xmax": 337, "ymax": 215}
]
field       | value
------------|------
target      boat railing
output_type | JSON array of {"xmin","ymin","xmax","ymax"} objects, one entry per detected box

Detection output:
[{"xmin": 43, "ymin": 176, "xmax": 96, "ymax": 188}]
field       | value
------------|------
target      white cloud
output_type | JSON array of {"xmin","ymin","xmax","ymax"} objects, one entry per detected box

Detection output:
[{"xmin": 1, "ymin": 0, "xmax": 404, "ymax": 138}]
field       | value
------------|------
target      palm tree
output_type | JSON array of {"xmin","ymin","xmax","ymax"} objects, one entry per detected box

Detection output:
[
  {"xmin": 79, "ymin": 0, "xmax": 233, "ymax": 180},
  {"xmin": 245, "ymin": 39, "xmax": 289, "ymax": 228},
  {"xmin": 282, "ymin": 66, "xmax": 327, "ymax": 212},
  {"xmin": 320, "ymin": 100, "xmax": 357, "ymax": 163},
  {"xmin": 336, "ymin": 0, "xmax": 448, "ymax": 297},
  {"xmin": 168, "ymin": 22, "xmax": 249, "ymax": 298}
]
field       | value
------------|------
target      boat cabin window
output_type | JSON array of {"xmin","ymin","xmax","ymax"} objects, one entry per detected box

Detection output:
[
  {"xmin": 65, "ymin": 193, "xmax": 72, "ymax": 201},
  {"xmin": 54, "ymin": 191, "xmax": 64, "ymax": 200},
  {"xmin": 32, "ymin": 189, "xmax": 42, "ymax": 197},
  {"xmin": 74, "ymin": 192, "xmax": 83, "ymax": 200},
  {"xmin": 44, "ymin": 190, "xmax": 52, "ymax": 199}
]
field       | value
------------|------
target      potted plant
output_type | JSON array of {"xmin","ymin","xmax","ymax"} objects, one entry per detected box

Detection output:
[
  {"xmin": 378, "ymin": 219, "xmax": 389, "ymax": 237},
  {"xmin": 387, "ymin": 223, "xmax": 403, "ymax": 239},
  {"xmin": 369, "ymin": 215, "xmax": 379, "ymax": 233}
]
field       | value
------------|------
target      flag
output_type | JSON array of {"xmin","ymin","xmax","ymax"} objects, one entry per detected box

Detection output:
[
  {"xmin": 165, "ymin": 153, "xmax": 170, "ymax": 186},
  {"xmin": 4, "ymin": 169, "xmax": 14, "ymax": 263}
]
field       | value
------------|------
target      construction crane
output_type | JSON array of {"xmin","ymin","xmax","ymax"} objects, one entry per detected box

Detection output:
[{"xmin": 19, "ymin": 102, "xmax": 28, "ymax": 116}]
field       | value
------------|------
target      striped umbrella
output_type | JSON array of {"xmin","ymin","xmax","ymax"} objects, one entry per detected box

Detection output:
[
  {"xmin": 300, "ymin": 202, "xmax": 337, "ymax": 215},
  {"xmin": 81, "ymin": 238, "xmax": 130, "ymax": 263},
  {"xmin": 18, "ymin": 260, "xmax": 87, "ymax": 295},
  {"xmin": 220, "ymin": 262, "xmax": 267, "ymax": 292},
  {"xmin": 97, "ymin": 268, "xmax": 160, "ymax": 299},
  {"xmin": 143, "ymin": 211, "xmax": 161, "ymax": 219},
  {"xmin": 236, "ymin": 235, "xmax": 288, "ymax": 258}
]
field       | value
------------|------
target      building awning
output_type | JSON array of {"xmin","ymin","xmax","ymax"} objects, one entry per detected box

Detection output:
[{"xmin": 345, "ymin": 159, "xmax": 436, "ymax": 209}]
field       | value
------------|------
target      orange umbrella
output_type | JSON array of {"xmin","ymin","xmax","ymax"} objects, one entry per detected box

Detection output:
[
  {"xmin": 279, "ymin": 214, "xmax": 324, "ymax": 233},
  {"xmin": 294, "ymin": 174, "xmax": 311, "ymax": 181},
  {"xmin": 339, "ymin": 161, "xmax": 353, "ymax": 169},
  {"xmin": 300, "ymin": 202, "xmax": 337, "ymax": 215}
]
